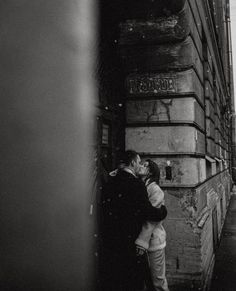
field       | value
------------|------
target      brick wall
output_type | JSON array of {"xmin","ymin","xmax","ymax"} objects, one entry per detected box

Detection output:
[{"xmin": 162, "ymin": 171, "xmax": 231, "ymax": 289}]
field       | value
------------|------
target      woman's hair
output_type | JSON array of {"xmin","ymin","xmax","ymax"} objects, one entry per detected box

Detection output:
[{"xmin": 146, "ymin": 159, "xmax": 160, "ymax": 185}]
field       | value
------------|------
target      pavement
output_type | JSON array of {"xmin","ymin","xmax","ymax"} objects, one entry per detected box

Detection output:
[{"xmin": 210, "ymin": 187, "xmax": 236, "ymax": 291}]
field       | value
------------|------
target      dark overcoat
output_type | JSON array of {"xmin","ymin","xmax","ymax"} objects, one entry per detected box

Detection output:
[{"xmin": 100, "ymin": 170, "xmax": 167, "ymax": 291}]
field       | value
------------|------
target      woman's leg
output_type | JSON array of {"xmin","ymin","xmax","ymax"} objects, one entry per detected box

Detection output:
[{"xmin": 148, "ymin": 248, "xmax": 169, "ymax": 291}]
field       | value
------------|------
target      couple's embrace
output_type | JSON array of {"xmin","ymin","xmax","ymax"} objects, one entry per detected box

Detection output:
[{"xmin": 101, "ymin": 150, "xmax": 169, "ymax": 291}]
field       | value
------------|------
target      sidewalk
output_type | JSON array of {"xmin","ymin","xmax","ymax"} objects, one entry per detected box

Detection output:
[{"xmin": 210, "ymin": 187, "xmax": 236, "ymax": 291}]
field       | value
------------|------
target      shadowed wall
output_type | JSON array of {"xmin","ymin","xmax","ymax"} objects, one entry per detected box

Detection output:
[{"xmin": 0, "ymin": 1, "xmax": 95, "ymax": 290}]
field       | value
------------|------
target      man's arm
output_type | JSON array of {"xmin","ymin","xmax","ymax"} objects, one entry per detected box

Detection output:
[{"xmin": 135, "ymin": 181, "xmax": 167, "ymax": 222}]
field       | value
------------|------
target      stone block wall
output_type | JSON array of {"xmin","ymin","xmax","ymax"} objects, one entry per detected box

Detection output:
[
  {"xmin": 163, "ymin": 171, "xmax": 231, "ymax": 288},
  {"xmin": 117, "ymin": 0, "xmax": 233, "ymax": 289}
]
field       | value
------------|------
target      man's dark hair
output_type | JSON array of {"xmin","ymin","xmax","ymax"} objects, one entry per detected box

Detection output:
[{"xmin": 120, "ymin": 150, "xmax": 139, "ymax": 166}]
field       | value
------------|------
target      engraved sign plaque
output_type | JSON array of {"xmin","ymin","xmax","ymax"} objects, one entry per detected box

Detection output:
[
  {"xmin": 127, "ymin": 75, "xmax": 176, "ymax": 95},
  {"xmin": 126, "ymin": 69, "xmax": 204, "ymax": 105}
]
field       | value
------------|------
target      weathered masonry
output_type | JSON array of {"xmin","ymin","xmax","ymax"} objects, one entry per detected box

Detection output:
[{"xmin": 97, "ymin": 0, "xmax": 235, "ymax": 290}]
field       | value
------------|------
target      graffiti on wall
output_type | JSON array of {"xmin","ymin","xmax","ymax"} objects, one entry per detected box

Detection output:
[{"xmin": 131, "ymin": 99, "xmax": 173, "ymax": 123}]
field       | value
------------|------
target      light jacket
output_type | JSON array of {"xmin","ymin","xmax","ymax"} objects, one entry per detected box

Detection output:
[{"xmin": 135, "ymin": 180, "xmax": 166, "ymax": 252}]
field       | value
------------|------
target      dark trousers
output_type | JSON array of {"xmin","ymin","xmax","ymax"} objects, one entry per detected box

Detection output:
[
  {"xmin": 100, "ymin": 248, "xmax": 154, "ymax": 291},
  {"xmin": 136, "ymin": 250, "xmax": 155, "ymax": 291}
]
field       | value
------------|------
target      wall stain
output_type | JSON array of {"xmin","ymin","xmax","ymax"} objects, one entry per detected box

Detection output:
[{"xmin": 143, "ymin": 99, "xmax": 173, "ymax": 123}]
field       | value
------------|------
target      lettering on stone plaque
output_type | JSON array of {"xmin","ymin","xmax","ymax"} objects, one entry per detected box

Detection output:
[{"xmin": 127, "ymin": 76, "xmax": 176, "ymax": 95}]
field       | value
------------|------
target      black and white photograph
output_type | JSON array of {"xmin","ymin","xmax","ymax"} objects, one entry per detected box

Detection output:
[{"xmin": 0, "ymin": 1, "xmax": 236, "ymax": 290}]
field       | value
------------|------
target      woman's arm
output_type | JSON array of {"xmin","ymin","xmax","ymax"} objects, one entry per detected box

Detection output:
[{"xmin": 148, "ymin": 182, "xmax": 165, "ymax": 207}]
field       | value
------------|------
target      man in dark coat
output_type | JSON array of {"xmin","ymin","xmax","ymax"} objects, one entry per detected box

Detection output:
[{"xmin": 101, "ymin": 150, "xmax": 167, "ymax": 291}]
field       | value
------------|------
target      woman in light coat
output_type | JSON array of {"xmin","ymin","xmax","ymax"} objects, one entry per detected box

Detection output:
[{"xmin": 136, "ymin": 159, "xmax": 169, "ymax": 291}]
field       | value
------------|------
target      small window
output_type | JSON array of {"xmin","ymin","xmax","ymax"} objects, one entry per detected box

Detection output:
[{"xmin": 102, "ymin": 123, "xmax": 110, "ymax": 146}]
